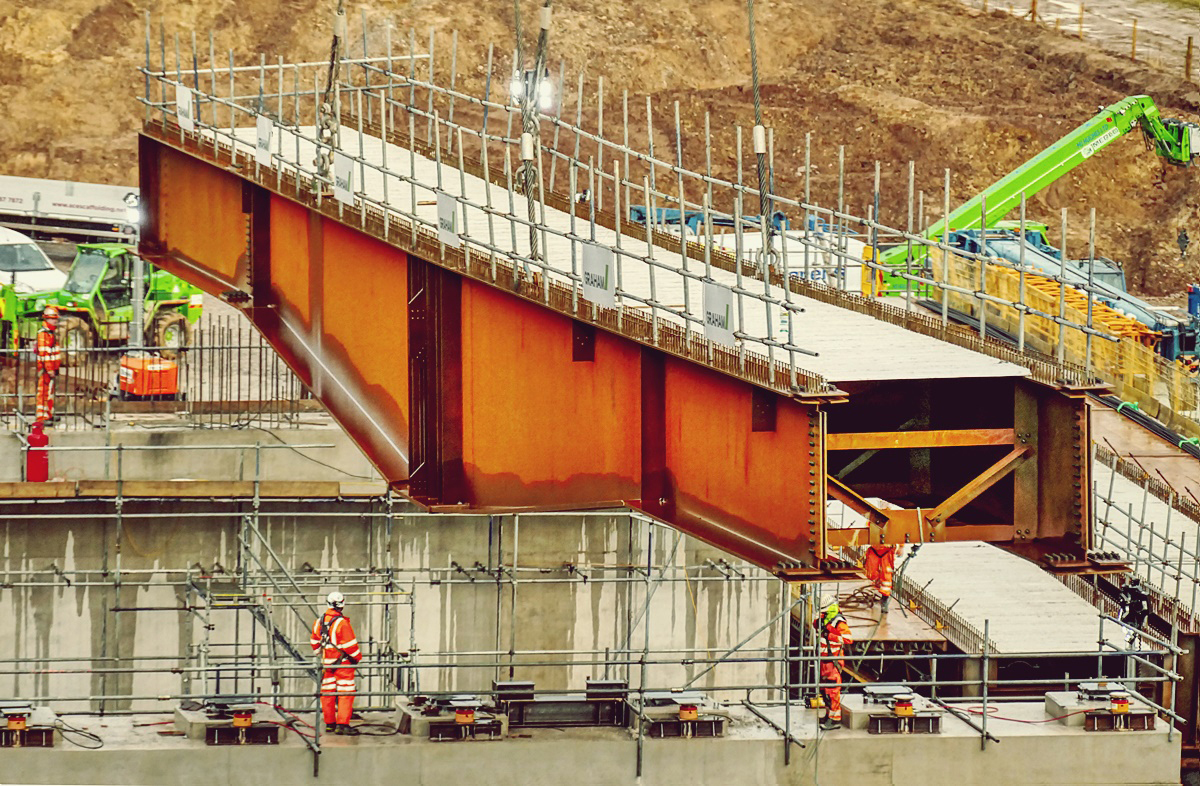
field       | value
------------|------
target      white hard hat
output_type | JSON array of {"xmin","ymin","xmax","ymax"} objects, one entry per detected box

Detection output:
[{"xmin": 326, "ymin": 591, "xmax": 345, "ymax": 608}]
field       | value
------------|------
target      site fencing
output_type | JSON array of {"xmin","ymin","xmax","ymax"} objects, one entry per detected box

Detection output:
[
  {"xmin": 0, "ymin": 315, "xmax": 316, "ymax": 431},
  {"xmin": 987, "ymin": 0, "xmax": 1200, "ymax": 80},
  {"xmin": 943, "ymin": 251, "xmax": 1200, "ymax": 438}
]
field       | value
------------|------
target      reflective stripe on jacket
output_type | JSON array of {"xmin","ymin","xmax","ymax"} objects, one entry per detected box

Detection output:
[
  {"xmin": 820, "ymin": 615, "xmax": 853, "ymax": 662},
  {"xmin": 309, "ymin": 609, "xmax": 362, "ymax": 666},
  {"xmin": 36, "ymin": 328, "xmax": 61, "ymax": 373}
]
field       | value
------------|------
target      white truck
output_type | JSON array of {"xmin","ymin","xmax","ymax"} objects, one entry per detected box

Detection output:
[{"xmin": 0, "ymin": 175, "xmax": 139, "ymax": 243}]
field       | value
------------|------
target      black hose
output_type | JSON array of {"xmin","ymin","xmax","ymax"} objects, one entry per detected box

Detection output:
[{"xmin": 1088, "ymin": 391, "xmax": 1200, "ymax": 460}]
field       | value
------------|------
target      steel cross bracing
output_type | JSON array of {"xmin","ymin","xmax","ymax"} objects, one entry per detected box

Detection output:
[{"xmin": 134, "ymin": 20, "xmax": 1108, "ymax": 578}]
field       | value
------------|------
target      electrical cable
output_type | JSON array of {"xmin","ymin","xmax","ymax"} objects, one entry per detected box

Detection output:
[
  {"xmin": 963, "ymin": 705, "xmax": 1093, "ymax": 724},
  {"xmin": 1088, "ymin": 391, "xmax": 1200, "ymax": 461},
  {"xmin": 243, "ymin": 424, "xmax": 378, "ymax": 480},
  {"xmin": 51, "ymin": 718, "xmax": 104, "ymax": 749},
  {"xmin": 117, "ymin": 420, "xmax": 377, "ymax": 480},
  {"xmin": 269, "ymin": 719, "xmax": 315, "ymax": 739},
  {"xmin": 258, "ymin": 701, "xmax": 316, "ymax": 731},
  {"xmin": 350, "ymin": 721, "xmax": 402, "ymax": 736}
]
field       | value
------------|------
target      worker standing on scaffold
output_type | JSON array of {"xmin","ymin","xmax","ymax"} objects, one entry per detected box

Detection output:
[
  {"xmin": 310, "ymin": 590, "xmax": 363, "ymax": 735},
  {"xmin": 35, "ymin": 306, "xmax": 61, "ymax": 424},
  {"xmin": 815, "ymin": 602, "xmax": 853, "ymax": 731}
]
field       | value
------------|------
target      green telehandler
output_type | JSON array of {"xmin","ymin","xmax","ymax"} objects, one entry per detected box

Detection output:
[
  {"xmin": 11, "ymin": 243, "xmax": 203, "ymax": 360},
  {"xmin": 878, "ymin": 95, "xmax": 1200, "ymax": 291}
]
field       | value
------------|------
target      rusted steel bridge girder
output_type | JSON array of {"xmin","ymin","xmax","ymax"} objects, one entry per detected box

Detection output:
[{"xmin": 137, "ymin": 126, "xmax": 1100, "ymax": 579}]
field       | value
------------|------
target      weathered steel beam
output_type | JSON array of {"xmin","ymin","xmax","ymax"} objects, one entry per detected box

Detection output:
[
  {"xmin": 827, "ymin": 428, "xmax": 1016, "ymax": 451},
  {"xmin": 926, "ymin": 446, "xmax": 1033, "ymax": 526},
  {"xmin": 826, "ymin": 477, "xmax": 890, "ymax": 530}
]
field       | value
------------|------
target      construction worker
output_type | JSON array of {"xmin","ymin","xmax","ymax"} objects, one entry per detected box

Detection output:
[
  {"xmin": 35, "ymin": 306, "xmax": 61, "ymax": 424},
  {"xmin": 863, "ymin": 544, "xmax": 898, "ymax": 614},
  {"xmin": 1118, "ymin": 577, "xmax": 1150, "ymax": 645},
  {"xmin": 310, "ymin": 590, "xmax": 362, "ymax": 735},
  {"xmin": 815, "ymin": 602, "xmax": 853, "ymax": 731}
]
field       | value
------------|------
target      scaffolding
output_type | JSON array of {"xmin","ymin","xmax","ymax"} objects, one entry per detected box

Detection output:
[
  {"xmin": 0, "ymin": 481, "xmax": 1186, "ymax": 774},
  {"xmin": 17, "ymin": 10, "xmax": 1188, "ymax": 776}
]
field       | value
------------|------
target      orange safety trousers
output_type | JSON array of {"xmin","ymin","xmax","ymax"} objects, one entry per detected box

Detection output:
[
  {"xmin": 821, "ymin": 661, "xmax": 844, "ymax": 721},
  {"xmin": 320, "ymin": 666, "xmax": 356, "ymax": 725},
  {"xmin": 864, "ymin": 546, "xmax": 896, "ymax": 598},
  {"xmin": 36, "ymin": 373, "xmax": 55, "ymax": 423}
]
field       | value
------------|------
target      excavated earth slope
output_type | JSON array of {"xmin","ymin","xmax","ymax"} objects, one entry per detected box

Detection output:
[{"xmin": 5, "ymin": 0, "xmax": 1200, "ymax": 293}]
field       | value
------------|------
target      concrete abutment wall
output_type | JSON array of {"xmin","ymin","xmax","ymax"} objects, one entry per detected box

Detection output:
[{"xmin": 0, "ymin": 500, "xmax": 781, "ymax": 713}]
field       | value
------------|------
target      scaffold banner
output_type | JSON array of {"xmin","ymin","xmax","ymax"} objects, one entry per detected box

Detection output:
[
  {"xmin": 437, "ymin": 192, "xmax": 460, "ymax": 248},
  {"xmin": 175, "ymin": 86, "xmax": 194, "ymax": 133},
  {"xmin": 255, "ymin": 115, "xmax": 273, "ymax": 167},
  {"xmin": 703, "ymin": 281, "xmax": 735, "ymax": 347},
  {"xmin": 581, "ymin": 243, "xmax": 616, "ymax": 308},
  {"xmin": 333, "ymin": 152, "xmax": 354, "ymax": 205}
]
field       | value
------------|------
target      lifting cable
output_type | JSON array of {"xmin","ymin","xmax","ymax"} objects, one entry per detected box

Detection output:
[
  {"xmin": 512, "ymin": 0, "xmax": 553, "ymax": 270},
  {"xmin": 744, "ymin": 0, "xmax": 775, "ymax": 265},
  {"xmin": 315, "ymin": 0, "xmax": 347, "ymax": 185}
]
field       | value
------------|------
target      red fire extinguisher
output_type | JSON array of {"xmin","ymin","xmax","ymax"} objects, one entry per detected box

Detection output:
[{"xmin": 26, "ymin": 421, "xmax": 49, "ymax": 483}]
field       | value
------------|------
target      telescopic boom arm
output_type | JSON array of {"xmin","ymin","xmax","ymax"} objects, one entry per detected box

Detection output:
[{"xmin": 881, "ymin": 95, "xmax": 1199, "ymax": 267}]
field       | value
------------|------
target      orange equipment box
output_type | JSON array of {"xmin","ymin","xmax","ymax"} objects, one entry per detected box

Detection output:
[{"xmin": 119, "ymin": 356, "xmax": 179, "ymax": 398}]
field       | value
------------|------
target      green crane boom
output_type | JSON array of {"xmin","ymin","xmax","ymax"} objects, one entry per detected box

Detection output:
[{"xmin": 880, "ymin": 95, "xmax": 1199, "ymax": 270}]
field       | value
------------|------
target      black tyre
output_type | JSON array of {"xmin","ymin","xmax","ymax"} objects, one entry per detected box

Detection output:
[
  {"xmin": 57, "ymin": 316, "xmax": 93, "ymax": 368},
  {"xmin": 149, "ymin": 310, "xmax": 191, "ymax": 360}
]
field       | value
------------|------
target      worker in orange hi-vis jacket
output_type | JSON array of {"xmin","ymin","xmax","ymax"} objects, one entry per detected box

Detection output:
[
  {"xmin": 310, "ymin": 591, "xmax": 363, "ymax": 735},
  {"xmin": 863, "ymin": 544, "xmax": 899, "ymax": 614},
  {"xmin": 815, "ymin": 602, "xmax": 854, "ymax": 731},
  {"xmin": 35, "ymin": 306, "xmax": 62, "ymax": 424}
]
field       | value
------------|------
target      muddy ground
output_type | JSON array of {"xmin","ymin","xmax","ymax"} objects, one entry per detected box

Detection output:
[{"xmin": 7, "ymin": 0, "xmax": 1200, "ymax": 293}]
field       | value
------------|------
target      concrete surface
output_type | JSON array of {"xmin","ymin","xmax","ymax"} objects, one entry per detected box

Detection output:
[
  {"xmin": 0, "ymin": 702, "xmax": 1179, "ymax": 786},
  {"xmin": 0, "ymin": 504, "xmax": 783, "ymax": 714},
  {"xmin": 903, "ymin": 542, "xmax": 1107, "ymax": 653},
  {"xmin": 1092, "ymin": 404, "xmax": 1200, "ymax": 494},
  {"xmin": 0, "ymin": 415, "xmax": 380, "ymax": 482}
]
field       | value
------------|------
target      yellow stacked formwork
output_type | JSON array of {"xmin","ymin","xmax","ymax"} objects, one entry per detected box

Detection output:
[{"xmin": 933, "ymin": 250, "xmax": 1199, "ymax": 437}]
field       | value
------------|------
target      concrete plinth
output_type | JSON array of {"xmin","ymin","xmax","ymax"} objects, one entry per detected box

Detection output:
[{"xmin": 0, "ymin": 703, "xmax": 1180, "ymax": 786}]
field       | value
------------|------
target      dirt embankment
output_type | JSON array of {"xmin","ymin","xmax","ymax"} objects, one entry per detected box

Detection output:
[{"xmin": 5, "ymin": 0, "xmax": 1200, "ymax": 293}]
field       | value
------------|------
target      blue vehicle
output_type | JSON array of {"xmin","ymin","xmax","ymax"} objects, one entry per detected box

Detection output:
[{"xmin": 992, "ymin": 221, "xmax": 1127, "ymax": 292}]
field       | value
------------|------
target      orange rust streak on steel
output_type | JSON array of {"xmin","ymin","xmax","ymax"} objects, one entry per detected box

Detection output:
[
  {"xmin": 320, "ymin": 221, "xmax": 410, "ymax": 432},
  {"xmin": 269, "ymin": 196, "xmax": 312, "ymax": 325},
  {"xmin": 459, "ymin": 280, "xmax": 641, "ymax": 505},
  {"xmin": 664, "ymin": 358, "xmax": 822, "ymax": 567},
  {"xmin": 826, "ymin": 428, "xmax": 1017, "ymax": 451},
  {"xmin": 826, "ymin": 528, "xmax": 867, "ymax": 549},
  {"xmin": 157, "ymin": 146, "xmax": 246, "ymax": 286}
]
